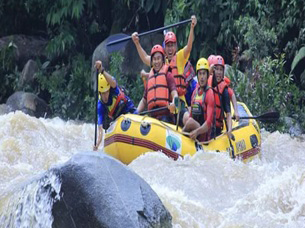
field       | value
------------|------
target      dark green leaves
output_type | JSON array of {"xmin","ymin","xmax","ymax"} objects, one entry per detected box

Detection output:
[{"xmin": 291, "ymin": 46, "xmax": 305, "ymax": 73}]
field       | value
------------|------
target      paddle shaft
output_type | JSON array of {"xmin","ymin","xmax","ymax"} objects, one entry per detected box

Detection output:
[
  {"xmin": 107, "ymin": 19, "xmax": 192, "ymax": 46},
  {"xmin": 94, "ymin": 69, "xmax": 99, "ymax": 146},
  {"xmin": 139, "ymin": 106, "xmax": 168, "ymax": 115},
  {"xmin": 234, "ymin": 111, "xmax": 280, "ymax": 122}
]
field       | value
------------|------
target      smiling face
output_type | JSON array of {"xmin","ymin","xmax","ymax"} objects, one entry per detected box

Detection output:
[
  {"xmin": 100, "ymin": 90, "xmax": 110, "ymax": 103},
  {"xmin": 152, "ymin": 52, "xmax": 164, "ymax": 72},
  {"xmin": 164, "ymin": 42, "xmax": 177, "ymax": 61},
  {"xmin": 197, "ymin": 69, "xmax": 208, "ymax": 88},
  {"xmin": 214, "ymin": 65, "xmax": 224, "ymax": 83}
]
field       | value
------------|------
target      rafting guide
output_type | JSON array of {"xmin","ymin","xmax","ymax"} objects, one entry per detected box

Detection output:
[{"xmin": 93, "ymin": 60, "xmax": 137, "ymax": 151}]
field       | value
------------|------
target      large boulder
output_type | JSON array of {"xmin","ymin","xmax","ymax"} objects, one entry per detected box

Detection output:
[
  {"xmin": 283, "ymin": 116, "xmax": 303, "ymax": 137},
  {"xmin": 0, "ymin": 104, "xmax": 9, "ymax": 115},
  {"xmin": 51, "ymin": 152, "xmax": 172, "ymax": 228},
  {"xmin": 18, "ymin": 59, "xmax": 39, "ymax": 90},
  {"xmin": 91, "ymin": 33, "xmax": 163, "ymax": 86},
  {"xmin": 0, "ymin": 35, "xmax": 47, "ymax": 68},
  {"xmin": 6, "ymin": 91, "xmax": 50, "ymax": 118}
]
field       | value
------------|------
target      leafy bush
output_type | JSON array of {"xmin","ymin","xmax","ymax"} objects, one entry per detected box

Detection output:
[
  {"xmin": 37, "ymin": 54, "xmax": 95, "ymax": 121},
  {"xmin": 109, "ymin": 52, "xmax": 144, "ymax": 105},
  {"xmin": 227, "ymin": 54, "xmax": 305, "ymax": 132},
  {"xmin": 0, "ymin": 41, "xmax": 19, "ymax": 103}
]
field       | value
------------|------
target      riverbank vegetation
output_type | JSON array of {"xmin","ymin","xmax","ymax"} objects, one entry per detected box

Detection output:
[{"xmin": 0, "ymin": 0, "xmax": 305, "ymax": 132}]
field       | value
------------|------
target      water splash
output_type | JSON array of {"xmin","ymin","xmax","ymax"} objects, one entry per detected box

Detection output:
[
  {"xmin": 1, "ymin": 112, "xmax": 305, "ymax": 227},
  {"xmin": 0, "ymin": 171, "xmax": 61, "ymax": 228}
]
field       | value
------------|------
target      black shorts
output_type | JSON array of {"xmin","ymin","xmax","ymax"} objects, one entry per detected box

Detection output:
[
  {"xmin": 210, "ymin": 127, "xmax": 222, "ymax": 139},
  {"xmin": 157, "ymin": 115, "xmax": 175, "ymax": 124}
]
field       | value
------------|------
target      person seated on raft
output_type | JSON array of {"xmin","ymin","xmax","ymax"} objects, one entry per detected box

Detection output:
[
  {"xmin": 93, "ymin": 60, "xmax": 137, "ymax": 151},
  {"xmin": 132, "ymin": 15, "xmax": 197, "ymax": 127},
  {"xmin": 136, "ymin": 45, "xmax": 178, "ymax": 124},
  {"xmin": 207, "ymin": 55, "xmax": 239, "ymax": 121},
  {"xmin": 182, "ymin": 58, "xmax": 215, "ymax": 141},
  {"xmin": 210, "ymin": 55, "xmax": 233, "ymax": 138}
]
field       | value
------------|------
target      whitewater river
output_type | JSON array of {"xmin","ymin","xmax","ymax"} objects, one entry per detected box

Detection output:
[{"xmin": 0, "ymin": 111, "xmax": 305, "ymax": 227}]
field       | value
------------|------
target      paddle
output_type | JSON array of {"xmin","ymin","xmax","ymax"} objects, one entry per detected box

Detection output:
[
  {"xmin": 106, "ymin": 18, "xmax": 192, "ymax": 52},
  {"xmin": 94, "ymin": 69, "xmax": 99, "ymax": 147},
  {"xmin": 174, "ymin": 97, "xmax": 185, "ymax": 130},
  {"xmin": 234, "ymin": 111, "xmax": 280, "ymax": 123},
  {"xmin": 139, "ymin": 106, "xmax": 168, "ymax": 115}
]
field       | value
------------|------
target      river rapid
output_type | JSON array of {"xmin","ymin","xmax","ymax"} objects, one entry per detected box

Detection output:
[{"xmin": 0, "ymin": 111, "xmax": 305, "ymax": 227}]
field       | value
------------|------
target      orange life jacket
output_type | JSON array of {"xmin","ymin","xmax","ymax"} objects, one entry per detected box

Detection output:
[
  {"xmin": 213, "ymin": 81, "xmax": 228, "ymax": 128},
  {"xmin": 184, "ymin": 61, "xmax": 195, "ymax": 87},
  {"xmin": 191, "ymin": 86, "xmax": 210, "ymax": 125},
  {"xmin": 169, "ymin": 55, "xmax": 186, "ymax": 96},
  {"xmin": 147, "ymin": 64, "xmax": 171, "ymax": 110},
  {"xmin": 208, "ymin": 75, "xmax": 231, "ymax": 87},
  {"xmin": 103, "ymin": 88, "xmax": 128, "ymax": 119}
]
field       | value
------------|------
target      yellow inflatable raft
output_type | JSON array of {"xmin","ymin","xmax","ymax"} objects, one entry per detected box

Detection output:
[{"xmin": 104, "ymin": 102, "xmax": 261, "ymax": 164}]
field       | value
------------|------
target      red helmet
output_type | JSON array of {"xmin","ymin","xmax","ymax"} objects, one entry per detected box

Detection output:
[
  {"xmin": 164, "ymin": 31, "xmax": 177, "ymax": 44},
  {"xmin": 215, "ymin": 55, "xmax": 225, "ymax": 67},
  {"xmin": 151, "ymin": 44, "xmax": 164, "ymax": 56},
  {"xmin": 208, "ymin": 55, "xmax": 216, "ymax": 66}
]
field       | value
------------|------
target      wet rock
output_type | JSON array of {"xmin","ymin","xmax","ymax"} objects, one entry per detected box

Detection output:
[
  {"xmin": 18, "ymin": 59, "xmax": 39, "ymax": 90},
  {"xmin": 0, "ymin": 35, "xmax": 47, "ymax": 68},
  {"xmin": 91, "ymin": 33, "xmax": 163, "ymax": 87},
  {"xmin": 284, "ymin": 117, "xmax": 303, "ymax": 137},
  {"xmin": 0, "ymin": 104, "xmax": 9, "ymax": 115},
  {"xmin": 6, "ymin": 91, "xmax": 50, "ymax": 118},
  {"xmin": 51, "ymin": 152, "xmax": 172, "ymax": 228}
]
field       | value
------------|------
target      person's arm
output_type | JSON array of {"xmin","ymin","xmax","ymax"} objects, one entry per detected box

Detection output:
[
  {"xmin": 168, "ymin": 90, "xmax": 178, "ymax": 113},
  {"xmin": 131, "ymin": 32, "xmax": 151, "ymax": 66},
  {"xmin": 103, "ymin": 70, "xmax": 117, "ymax": 88},
  {"xmin": 95, "ymin": 60, "xmax": 116, "ymax": 88},
  {"xmin": 137, "ymin": 97, "xmax": 147, "ymax": 113},
  {"xmin": 93, "ymin": 125, "xmax": 104, "ymax": 151},
  {"xmin": 166, "ymin": 72, "xmax": 178, "ymax": 113},
  {"xmin": 183, "ymin": 15, "xmax": 197, "ymax": 59}
]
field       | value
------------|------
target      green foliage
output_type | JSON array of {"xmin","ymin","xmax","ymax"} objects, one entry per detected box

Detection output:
[
  {"xmin": 0, "ymin": 41, "xmax": 18, "ymax": 103},
  {"xmin": 291, "ymin": 46, "xmax": 305, "ymax": 73},
  {"xmin": 37, "ymin": 54, "xmax": 95, "ymax": 121},
  {"xmin": 228, "ymin": 54, "xmax": 305, "ymax": 132},
  {"xmin": 109, "ymin": 52, "xmax": 144, "ymax": 105},
  {"xmin": 234, "ymin": 16, "xmax": 277, "ymax": 60}
]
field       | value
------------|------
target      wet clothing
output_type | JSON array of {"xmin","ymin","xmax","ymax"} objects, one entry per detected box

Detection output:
[
  {"xmin": 166, "ymin": 48, "xmax": 190, "ymax": 106},
  {"xmin": 147, "ymin": 65, "xmax": 171, "ymax": 111},
  {"xmin": 211, "ymin": 83, "xmax": 231, "ymax": 138},
  {"xmin": 143, "ymin": 66, "xmax": 176, "ymax": 123},
  {"xmin": 208, "ymin": 75, "xmax": 235, "ymax": 99},
  {"xmin": 190, "ymin": 86, "xmax": 215, "ymax": 141},
  {"xmin": 98, "ymin": 81, "xmax": 136, "ymax": 129}
]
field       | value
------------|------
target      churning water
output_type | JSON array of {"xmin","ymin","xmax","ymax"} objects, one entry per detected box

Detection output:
[{"xmin": 0, "ymin": 111, "xmax": 305, "ymax": 227}]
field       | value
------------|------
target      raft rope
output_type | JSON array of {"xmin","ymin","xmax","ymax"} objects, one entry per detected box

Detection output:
[{"xmin": 126, "ymin": 114, "xmax": 234, "ymax": 146}]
